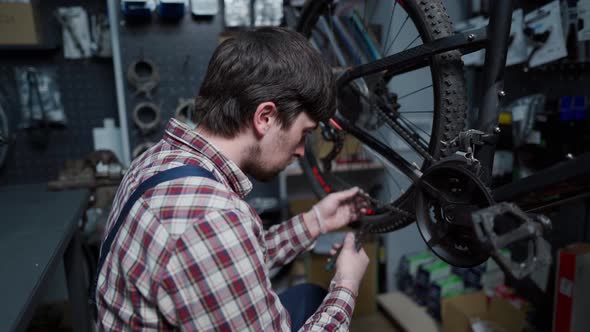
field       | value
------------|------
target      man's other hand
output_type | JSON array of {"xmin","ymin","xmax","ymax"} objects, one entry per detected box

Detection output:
[{"xmin": 310, "ymin": 187, "xmax": 369, "ymax": 234}]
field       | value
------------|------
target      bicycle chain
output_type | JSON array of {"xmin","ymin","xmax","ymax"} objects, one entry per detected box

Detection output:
[{"xmin": 357, "ymin": 191, "xmax": 415, "ymax": 234}]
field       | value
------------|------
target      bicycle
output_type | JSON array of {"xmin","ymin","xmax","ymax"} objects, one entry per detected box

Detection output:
[{"xmin": 286, "ymin": 0, "xmax": 552, "ymax": 279}]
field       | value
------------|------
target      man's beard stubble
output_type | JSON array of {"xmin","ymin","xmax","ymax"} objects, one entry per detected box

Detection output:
[{"xmin": 242, "ymin": 144, "xmax": 282, "ymax": 182}]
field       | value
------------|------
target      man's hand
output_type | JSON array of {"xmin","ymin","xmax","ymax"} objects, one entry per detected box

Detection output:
[
  {"xmin": 330, "ymin": 233, "xmax": 369, "ymax": 296},
  {"xmin": 303, "ymin": 187, "xmax": 368, "ymax": 237}
]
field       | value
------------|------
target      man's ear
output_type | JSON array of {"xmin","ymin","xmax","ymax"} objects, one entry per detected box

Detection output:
[{"xmin": 252, "ymin": 101, "xmax": 277, "ymax": 138}]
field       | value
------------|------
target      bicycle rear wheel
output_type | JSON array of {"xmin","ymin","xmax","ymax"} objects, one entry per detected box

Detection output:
[{"xmin": 292, "ymin": 0, "xmax": 468, "ymax": 233}]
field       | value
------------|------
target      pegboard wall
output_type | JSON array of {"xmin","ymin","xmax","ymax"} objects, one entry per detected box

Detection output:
[
  {"xmin": 116, "ymin": 8, "xmax": 282, "ymax": 204},
  {"xmin": 116, "ymin": 9, "xmax": 223, "ymax": 154},
  {"xmin": 0, "ymin": 1, "xmax": 118, "ymax": 185}
]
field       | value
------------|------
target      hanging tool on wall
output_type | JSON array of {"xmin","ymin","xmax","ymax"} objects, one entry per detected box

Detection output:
[
  {"xmin": 132, "ymin": 101, "xmax": 161, "ymax": 135},
  {"xmin": 127, "ymin": 58, "xmax": 160, "ymax": 99},
  {"xmin": 90, "ymin": 12, "xmax": 112, "ymax": 58},
  {"xmin": 121, "ymin": 0, "xmax": 154, "ymax": 23},
  {"xmin": 48, "ymin": 150, "xmax": 126, "ymax": 191},
  {"xmin": 15, "ymin": 67, "xmax": 67, "ymax": 148},
  {"xmin": 56, "ymin": 7, "xmax": 92, "ymax": 59},
  {"xmin": 157, "ymin": 0, "xmax": 186, "ymax": 21},
  {"xmin": 190, "ymin": 0, "xmax": 219, "ymax": 17}
]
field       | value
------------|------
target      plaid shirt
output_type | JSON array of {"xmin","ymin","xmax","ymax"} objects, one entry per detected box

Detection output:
[{"xmin": 97, "ymin": 118, "xmax": 356, "ymax": 331}]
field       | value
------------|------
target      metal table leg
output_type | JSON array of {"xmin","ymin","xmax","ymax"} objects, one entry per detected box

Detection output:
[{"xmin": 64, "ymin": 230, "xmax": 92, "ymax": 332}]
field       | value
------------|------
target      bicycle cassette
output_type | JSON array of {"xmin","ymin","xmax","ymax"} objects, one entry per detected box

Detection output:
[{"xmin": 415, "ymin": 157, "xmax": 494, "ymax": 267}]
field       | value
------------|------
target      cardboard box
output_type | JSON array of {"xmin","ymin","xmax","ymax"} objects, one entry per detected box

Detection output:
[
  {"xmin": 0, "ymin": 1, "xmax": 41, "ymax": 45},
  {"xmin": 442, "ymin": 291, "xmax": 526, "ymax": 332},
  {"xmin": 426, "ymin": 274, "xmax": 465, "ymax": 320},
  {"xmin": 553, "ymin": 243, "xmax": 590, "ymax": 332},
  {"xmin": 428, "ymin": 274, "xmax": 465, "ymax": 303}
]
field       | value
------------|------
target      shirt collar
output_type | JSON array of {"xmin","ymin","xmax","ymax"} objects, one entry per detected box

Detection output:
[{"xmin": 163, "ymin": 118, "xmax": 252, "ymax": 197}]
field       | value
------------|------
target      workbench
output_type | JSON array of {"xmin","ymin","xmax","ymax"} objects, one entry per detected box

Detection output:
[{"xmin": 0, "ymin": 184, "xmax": 91, "ymax": 332}]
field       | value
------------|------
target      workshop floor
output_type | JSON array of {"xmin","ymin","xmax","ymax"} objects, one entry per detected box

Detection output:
[
  {"xmin": 28, "ymin": 300, "xmax": 400, "ymax": 331},
  {"xmin": 350, "ymin": 311, "xmax": 400, "ymax": 332}
]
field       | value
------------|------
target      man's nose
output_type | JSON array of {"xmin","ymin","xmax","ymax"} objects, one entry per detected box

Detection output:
[{"xmin": 294, "ymin": 144, "xmax": 305, "ymax": 158}]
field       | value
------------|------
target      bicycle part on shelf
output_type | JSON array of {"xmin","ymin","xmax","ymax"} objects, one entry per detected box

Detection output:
[
  {"xmin": 24, "ymin": 68, "xmax": 52, "ymax": 149},
  {"xmin": 47, "ymin": 150, "xmax": 126, "ymax": 191},
  {"xmin": 132, "ymin": 101, "xmax": 161, "ymax": 135},
  {"xmin": 415, "ymin": 155, "xmax": 494, "ymax": 267},
  {"xmin": 472, "ymin": 202, "xmax": 552, "ymax": 280},
  {"xmin": 127, "ymin": 58, "xmax": 160, "ymax": 99},
  {"xmin": 295, "ymin": 0, "xmax": 468, "ymax": 234},
  {"xmin": 55, "ymin": 9, "xmax": 89, "ymax": 58}
]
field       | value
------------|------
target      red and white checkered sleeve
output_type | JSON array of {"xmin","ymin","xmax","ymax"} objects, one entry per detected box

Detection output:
[
  {"xmin": 155, "ymin": 209, "xmax": 291, "ymax": 331},
  {"xmin": 301, "ymin": 285, "xmax": 356, "ymax": 331},
  {"xmin": 263, "ymin": 214, "xmax": 316, "ymax": 270}
]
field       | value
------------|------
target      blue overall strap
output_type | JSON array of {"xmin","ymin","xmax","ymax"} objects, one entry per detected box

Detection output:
[{"xmin": 90, "ymin": 165, "xmax": 217, "ymax": 311}]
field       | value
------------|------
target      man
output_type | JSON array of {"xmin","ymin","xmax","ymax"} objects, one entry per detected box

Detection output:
[{"xmin": 96, "ymin": 27, "xmax": 369, "ymax": 331}]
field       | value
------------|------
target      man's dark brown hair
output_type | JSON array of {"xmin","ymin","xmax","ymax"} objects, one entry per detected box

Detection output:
[{"xmin": 194, "ymin": 27, "xmax": 336, "ymax": 137}]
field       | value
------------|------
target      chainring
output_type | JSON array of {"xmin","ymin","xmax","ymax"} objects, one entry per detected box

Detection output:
[{"xmin": 415, "ymin": 156, "xmax": 494, "ymax": 267}]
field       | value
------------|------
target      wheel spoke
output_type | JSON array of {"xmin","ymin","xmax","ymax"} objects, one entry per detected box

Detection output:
[
  {"xmin": 399, "ymin": 114, "xmax": 430, "ymax": 137},
  {"xmin": 403, "ymin": 34, "xmax": 421, "ymax": 51},
  {"xmin": 385, "ymin": 15, "xmax": 409, "ymax": 55},
  {"xmin": 399, "ymin": 110, "xmax": 434, "ymax": 114},
  {"xmin": 330, "ymin": 170, "xmax": 355, "ymax": 191},
  {"xmin": 363, "ymin": 0, "xmax": 369, "ymax": 27},
  {"xmin": 381, "ymin": 1, "xmax": 398, "ymax": 55},
  {"xmin": 398, "ymin": 84, "xmax": 433, "ymax": 100},
  {"xmin": 374, "ymin": 131, "xmax": 404, "ymax": 197}
]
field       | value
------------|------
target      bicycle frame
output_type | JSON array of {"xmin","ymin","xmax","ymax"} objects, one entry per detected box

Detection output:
[{"xmin": 314, "ymin": 0, "xmax": 514, "ymax": 184}]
